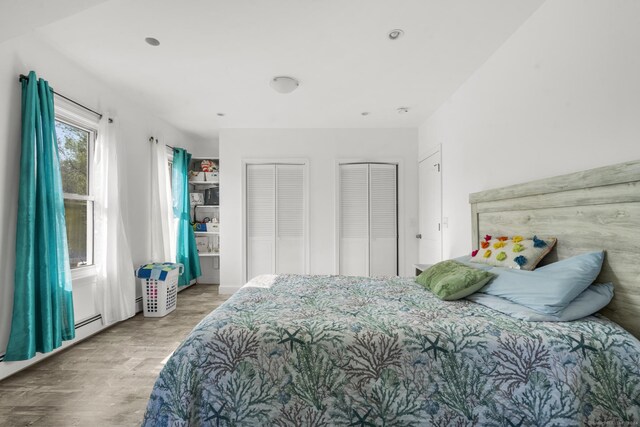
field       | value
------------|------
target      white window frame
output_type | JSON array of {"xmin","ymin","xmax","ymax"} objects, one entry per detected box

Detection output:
[
  {"xmin": 166, "ymin": 145, "xmax": 174, "ymax": 176},
  {"xmin": 54, "ymin": 96, "xmax": 99, "ymax": 279}
]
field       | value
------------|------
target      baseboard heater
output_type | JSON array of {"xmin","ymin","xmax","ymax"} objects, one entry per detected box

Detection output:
[
  {"xmin": 74, "ymin": 314, "xmax": 102, "ymax": 330},
  {"xmin": 0, "ymin": 313, "xmax": 103, "ymax": 363}
]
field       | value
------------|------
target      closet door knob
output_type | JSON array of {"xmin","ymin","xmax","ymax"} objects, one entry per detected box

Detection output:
[{"xmin": 416, "ymin": 234, "xmax": 422, "ymax": 239}]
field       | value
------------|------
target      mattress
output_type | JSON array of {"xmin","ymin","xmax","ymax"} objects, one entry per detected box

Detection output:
[{"xmin": 143, "ymin": 274, "xmax": 640, "ymax": 426}]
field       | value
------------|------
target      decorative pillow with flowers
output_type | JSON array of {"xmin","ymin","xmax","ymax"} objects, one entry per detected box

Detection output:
[{"xmin": 470, "ymin": 235, "xmax": 557, "ymax": 270}]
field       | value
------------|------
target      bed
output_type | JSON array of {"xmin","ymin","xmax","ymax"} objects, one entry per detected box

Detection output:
[{"xmin": 143, "ymin": 160, "xmax": 640, "ymax": 426}]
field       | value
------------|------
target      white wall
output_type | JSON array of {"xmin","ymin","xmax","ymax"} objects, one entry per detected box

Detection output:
[
  {"xmin": 0, "ymin": 33, "xmax": 213, "ymax": 375},
  {"xmin": 419, "ymin": 0, "xmax": 640, "ymax": 259},
  {"xmin": 220, "ymin": 128, "xmax": 418, "ymax": 293}
]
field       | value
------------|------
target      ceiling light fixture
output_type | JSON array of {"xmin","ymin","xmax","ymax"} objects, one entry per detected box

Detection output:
[
  {"xmin": 388, "ymin": 29, "xmax": 404, "ymax": 40},
  {"xmin": 145, "ymin": 37, "xmax": 160, "ymax": 46},
  {"xmin": 270, "ymin": 76, "xmax": 299, "ymax": 94},
  {"xmin": 397, "ymin": 107, "xmax": 409, "ymax": 114}
]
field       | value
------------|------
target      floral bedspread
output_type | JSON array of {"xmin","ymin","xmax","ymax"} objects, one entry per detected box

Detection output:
[{"xmin": 143, "ymin": 274, "xmax": 640, "ymax": 426}]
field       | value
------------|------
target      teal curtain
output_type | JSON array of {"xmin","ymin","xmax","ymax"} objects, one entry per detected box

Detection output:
[
  {"xmin": 172, "ymin": 148, "xmax": 201, "ymax": 286},
  {"xmin": 5, "ymin": 71, "xmax": 75, "ymax": 361}
]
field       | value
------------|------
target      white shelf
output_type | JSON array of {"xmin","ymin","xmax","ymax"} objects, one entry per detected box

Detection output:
[
  {"xmin": 189, "ymin": 180, "xmax": 219, "ymax": 186},
  {"xmin": 198, "ymin": 252, "xmax": 220, "ymax": 257},
  {"xmin": 194, "ymin": 231, "xmax": 219, "ymax": 235}
]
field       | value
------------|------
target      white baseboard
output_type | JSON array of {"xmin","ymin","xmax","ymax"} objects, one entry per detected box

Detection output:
[
  {"xmin": 0, "ymin": 315, "xmax": 105, "ymax": 381},
  {"xmin": 0, "ymin": 300, "xmax": 145, "ymax": 381},
  {"xmin": 218, "ymin": 285, "xmax": 242, "ymax": 295},
  {"xmin": 177, "ymin": 281, "xmax": 197, "ymax": 292}
]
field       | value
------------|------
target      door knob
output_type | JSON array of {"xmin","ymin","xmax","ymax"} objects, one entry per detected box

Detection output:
[{"xmin": 416, "ymin": 234, "xmax": 422, "ymax": 239}]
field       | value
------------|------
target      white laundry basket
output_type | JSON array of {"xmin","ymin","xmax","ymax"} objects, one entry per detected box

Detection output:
[{"xmin": 136, "ymin": 263, "xmax": 183, "ymax": 317}]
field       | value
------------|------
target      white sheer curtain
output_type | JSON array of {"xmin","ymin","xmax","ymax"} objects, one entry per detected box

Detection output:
[
  {"xmin": 94, "ymin": 117, "xmax": 136, "ymax": 325},
  {"xmin": 150, "ymin": 141, "xmax": 175, "ymax": 261}
]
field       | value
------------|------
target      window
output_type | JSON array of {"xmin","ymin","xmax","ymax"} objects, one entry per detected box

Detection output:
[
  {"xmin": 167, "ymin": 146, "xmax": 173, "ymax": 189},
  {"xmin": 55, "ymin": 118, "xmax": 96, "ymax": 269}
]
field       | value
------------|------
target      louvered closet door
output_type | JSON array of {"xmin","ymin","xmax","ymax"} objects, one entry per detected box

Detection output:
[
  {"xmin": 369, "ymin": 164, "xmax": 398, "ymax": 276},
  {"xmin": 276, "ymin": 165, "xmax": 304, "ymax": 274},
  {"xmin": 339, "ymin": 164, "xmax": 370, "ymax": 276},
  {"xmin": 246, "ymin": 165, "xmax": 275, "ymax": 280}
]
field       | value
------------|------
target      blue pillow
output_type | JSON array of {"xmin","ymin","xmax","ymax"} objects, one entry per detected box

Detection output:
[
  {"xmin": 477, "ymin": 251, "xmax": 605, "ymax": 314},
  {"xmin": 467, "ymin": 283, "xmax": 613, "ymax": 322}
]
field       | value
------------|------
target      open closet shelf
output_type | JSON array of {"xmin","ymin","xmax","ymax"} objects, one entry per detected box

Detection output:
[
  {"xmin": 189, "ymin": 156, "xmax": 220, "ymax": 284},
  {"xmin": 189, "ymin": 181, "xmax": 219, "ymax": 186}
]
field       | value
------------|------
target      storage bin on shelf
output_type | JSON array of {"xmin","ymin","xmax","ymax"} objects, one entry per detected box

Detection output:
[{"xmin": 136, "ymin": 262, "xmax": 183, "ymax": 317}]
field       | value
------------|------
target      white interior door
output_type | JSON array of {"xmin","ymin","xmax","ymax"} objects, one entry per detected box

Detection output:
[
  {"xmin": 276, "ymin": 165, "xmax": 305, "ymax": 274},
  {"xmin": 246, "ymin": 164, "xmax": 275, "ymax": 280},
  {"xmin": 418, "ymin": 151, "xmax": 442, "ymax": 264},
  {"xmin": 369, "ymin": 164, "xmax": 398, "ymax": 276},
  {"xmin": 339, "ymin": 164, "xmax": 370, "ymax": 276},
  {"xmin": 339, "ymin": 163, "xmax": 398, "ymax": 277}
]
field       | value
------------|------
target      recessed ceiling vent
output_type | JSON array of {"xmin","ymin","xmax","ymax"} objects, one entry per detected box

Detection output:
[
  {"xmin": 388, "ymin": 29, "xmax": 404, "ymax": 40},
  {"xmin": 270, "ymin": 76, "xmax": 299, "ymax": 94},
  {"xmin": 145, "ymin": 37, "xmax": 160, "ymax": 46}
]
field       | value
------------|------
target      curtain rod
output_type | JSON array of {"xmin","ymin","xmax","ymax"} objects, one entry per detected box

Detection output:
[
  {"xmin": 149, "ymin": 136, "xmax": 175, "ymax": 150},
  {"xmin": 19, "ymin": 74, "xmax": 107, "ymax": 121}
]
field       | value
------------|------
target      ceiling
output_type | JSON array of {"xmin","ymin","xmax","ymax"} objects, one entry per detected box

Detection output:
[
  {"xmin": 28, "ymin": 0, "xmax": 544, "ymax": 139},
  {"xmin": 0, "ymin": 0, "xmax": 110, "ymax": 44}
]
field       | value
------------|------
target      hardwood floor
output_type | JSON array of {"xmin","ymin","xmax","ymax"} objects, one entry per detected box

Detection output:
[{"xmin": 0, "ymin": 284, "xmax": 229, "ymax": 427}]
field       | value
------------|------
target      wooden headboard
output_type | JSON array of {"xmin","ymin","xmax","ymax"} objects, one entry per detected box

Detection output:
[{"xmin": 469, "ymin": 160, "xmax": 640, "ymax": 338}]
